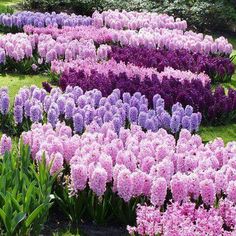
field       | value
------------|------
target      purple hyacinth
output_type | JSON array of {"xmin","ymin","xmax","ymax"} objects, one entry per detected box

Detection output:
[
  {"xmin": 112, "ymin": 116, "xmax": 122, "ymax": 134},
  {"xmin": 14, "ymin": 105, "xmax": 23, "ymax": 124},
  {"xmin": 145, "ymin": 118, "xmax": 156, "ymax": 131},
  {"xmin": 128, "ymin": 106, "xmax": 138, "ymax": 123},
  {"xmin": 65, "ymin": 99, "xmax": 75, "ymax": 119},
  {"xmin": 190, "ymin": 113, "xmax": 199, "ymax": 131},
  {"xmin": 170, "ymin": 114, "xmax": 181, "ymax": 133},
  {"xmin": 181, "ymin": 116, "xmax": 191, "ymax": 130},
  {"xmin": 103, "ymin": 111, "xmax": 113, "ymax": 123},
  {"xmin": 0, "ymin": 93, "xmax": 10, "ymax": 115},
  {"xmin": 185, "ymin": 105, "xmax": 193, "ymax": 116},
  {"xmin": 73, "ymin": 113, "xmax": 84, "ymax": 134},
  {"xmin": 160, "ymin": 111, "xmax": 171, "ymax": 129},
  {"xmin": 47, "ymin": 108, "xmax": 58, "ymax": 127},
  {"xmin": 138, "ymin": 112, "xmax": 148, "ymax": 127},
  {"xmin": 30, "ymin": 104, "xmax": 42, "ymax": 123}
]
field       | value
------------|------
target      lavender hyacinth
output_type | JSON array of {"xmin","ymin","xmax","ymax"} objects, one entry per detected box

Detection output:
[
  {"xmin": 30, "ymin": 104, "xmax": 42, "ymax": 123},
  {"xmin": 0, "ymin": 89, "xmax": 10, "ymax": 115},
  {"xmin": 73, "ymin": 113, "xmax": 84, "ymax": 134},
  {"xmin": 14, "ymin": 105, "xmax": 23, "ymax": 124}
]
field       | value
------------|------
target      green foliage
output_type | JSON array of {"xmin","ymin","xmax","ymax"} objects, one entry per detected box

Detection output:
[
  {"xmin": 0, "ymin": 142, "xmax": 55, "ymax": 235},
  {"xmin": 0, "ymin": 54, "xmax": 49, "ymax": 75},
  {"xmin": 54, "ymin": 183, "xmax": 145, "ymax": 227},
  {"xmin": 154, "ymin": 0, "xmax": 236, "ymax": 32}
]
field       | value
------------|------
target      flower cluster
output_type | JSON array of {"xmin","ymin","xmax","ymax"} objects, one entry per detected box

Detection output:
[
  {"xmin": 0, "ymin": 11, "xmax": 92, "ymax": 28},
  {"xmin": 12, "ymin": 85, "xmax": 201, "ymax": 134},
  {"xmin": 0, "ymin": 33, "xmax": 35, "ymax": 63},
  {"xmin": 37, "ymin": 34, "xmax": 111, "ymax": 63},
  {"xmin": 0, "ymin": 32, "xmax": 112, "ymax": 66},
  {"xmin": 22, "ymin": 121, "xmax": 236, "ymax": 208},
  {"xmin": 0, "ymin": 87, "xmax": 10, "ymax": 115},
  {"xmin": 128, "ymin": 201, "xmax": 236, "ymax": 235},
  {"xmin": 92, "ymin": 10, "xmax": 188, "ymax": 30},
  {"xmin": 109, "ymin": 46, "xmax": 235, "ymax": 82},
  {"xmin": 0, "ymin": 134, "xmax": 12, "ymax": 155},
  {"xmin": 59, "ymin": 69, "xmax": 236, "ymax": 124},
  {"xmin": 52, "ymin": 59, "xmax": 210, "ymax": 86},
  {"xmin": 24, "ymin": 25, "xmax": 115, "ymax": 44},
  {"xmin": 110, "ymin": 27, "xmax": 233, "ymax": 55}
]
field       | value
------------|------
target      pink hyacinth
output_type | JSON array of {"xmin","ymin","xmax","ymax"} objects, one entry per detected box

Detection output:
[
  {"xmin": 170, "ymin": 173, "xmax": 188, "ymax": 202},
  {"xmin": 48, "ymin": 152, "xmax": 64, "ymax": 175},
  {"xmin": 117, "ymin": 168, "xmax": 133, "ymax": 202},
  {"xmin": 200, "ymin": 179, "xmax": 216, "ymax": 205},
  {"xmin": 150, "ymin": 177, "xmax": 167, "ymax": 206},
  {"xmin": 71, "ymin": 164, "xmax": 88, "ymax": 192},
  {"xmin": 227, "ymin": 181, "xmax": 236, "ymax": 203},
  {"xmin": 89, "ymin": 165, "xmax": 108, "ymax": 197}
]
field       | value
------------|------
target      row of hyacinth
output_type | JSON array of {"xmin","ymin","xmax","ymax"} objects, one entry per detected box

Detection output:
[
  {"xmin": 0, "ymin": 11, "xmax": 92, "ymax": 29},
  {"xmin": 59, "ymin": 70, "xmax": 236, "ymax": 124},
  {"xmin": 128, "ymin": 201, "xmax": 236, "ymax": 235},
  {"xmin": 109, "ymin": 46, "xmax": 235, "ymax": 82},
  {"xmin": 22, "ymin": 121, "xmax": 236, "ymax": 208},
  {"xmin": 8, "ymin": 85, "xmax": 201, "ymax": 134},
  {"xmin": 0, "ymin": 33, "xmax": 111, "ymax": 65},
  {"xmin": 0, "ymin": 10, "xmax": 187, "ymax": 31},
  {"xmin": 23, "ymin": 24, "xmax": 233, "ymax": 55},
  {"xmin": 92, "ymin": 10, "xmax": 188, "ymax": 30},
  {"xmin": 51, "ymin": 59, "xmax": 210, "ymax": 86}
]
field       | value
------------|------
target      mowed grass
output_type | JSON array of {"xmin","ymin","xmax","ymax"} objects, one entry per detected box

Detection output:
[
  {"xmin": 199, "ymin": 124, "xmax": 236, "ymax": 143},
  {"xmin": 0, "ymin": 73, "xmax": 48, "ymax": 104}
]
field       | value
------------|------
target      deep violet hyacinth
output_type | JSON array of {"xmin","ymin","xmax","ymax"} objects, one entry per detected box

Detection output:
[
  {"xmin": 109, "ymin": 46, "xmax": 235, "ymax": 82},
  {"xmin": 59, "ymin": 70, "xmax": 236, "ymax": 124}
]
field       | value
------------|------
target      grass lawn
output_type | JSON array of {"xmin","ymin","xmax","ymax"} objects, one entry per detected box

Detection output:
[
  {"xmin": 199, "ymin": 124, "xmax": 236, "ymax": 143},
  {"xmin": 0, "ymin": 73, "xmax": 48, "ymax": 104}
]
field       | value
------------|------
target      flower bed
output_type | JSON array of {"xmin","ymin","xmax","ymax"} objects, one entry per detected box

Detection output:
[{"xmin": 20, "ymin": 121, "xmax": 236, "ymax": 233}]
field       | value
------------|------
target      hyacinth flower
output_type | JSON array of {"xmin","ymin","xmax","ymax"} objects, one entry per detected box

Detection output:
[
  {"xmin": 109, "ymin": 46, "xmax": 235, "ymax": 83},
  {"xmin": 0, "ymin": 134, "xmax": 12, "ymax": 155},
  {"xmin": 10, "ymin": 85, "xmax": 202, "ymax": 135},
  {"xmin": 22, "ymin": 121, "xmax": 236, "ymax": 226},
  {"xmin": 0, "ymin": 87, "xmax": 13, "ymax": 134}
]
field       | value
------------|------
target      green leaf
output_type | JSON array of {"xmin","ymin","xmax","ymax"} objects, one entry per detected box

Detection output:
[
  {"xmin": 25, "ymin": 203, "xmax": 47, "ymax": 227},
  {"xmin": 0, "ymin": 208, "xmax": 10, "ymax": 233},
  {"xmin": 24, "ymin": 181, "xmax": 36, "ymax": 212},
  {"xmin": 11, "ymin": 212, "xmax": 26, "ymax": 234}
]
